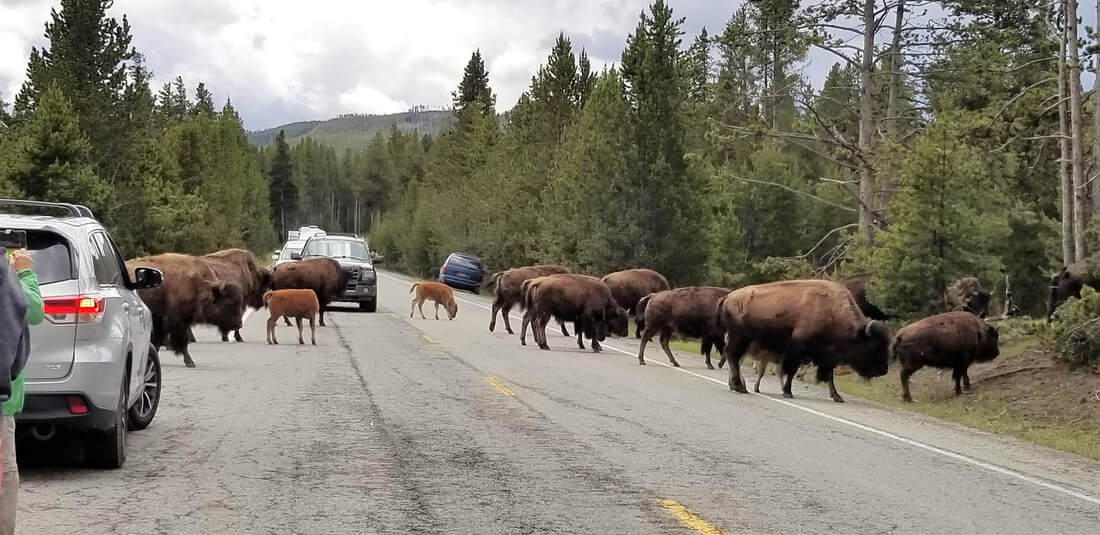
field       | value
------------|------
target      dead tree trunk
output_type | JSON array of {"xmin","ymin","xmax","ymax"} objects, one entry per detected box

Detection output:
[
  {"xmin": 1059, "ymin": 17, "xmax": 1076, "ymax": 266},
  {"xmin": 1068, "ymin": 0, "xmax": 1088, "ymax": 262},
  {"xmin": 1093, "ymin": 0, "xmax": 1100, "ymax": 217},
  {"xmin": 880, "ymin": 0, "xmax": 907, "ymax": 212},
  {"xmin": 858, "ymin": 0, "xmax": 877, "ymax": 245}
]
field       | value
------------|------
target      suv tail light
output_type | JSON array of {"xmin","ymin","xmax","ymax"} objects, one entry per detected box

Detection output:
[{"xmin": 43, "ymin": 295, "xmax": 106, "ymax": 324}]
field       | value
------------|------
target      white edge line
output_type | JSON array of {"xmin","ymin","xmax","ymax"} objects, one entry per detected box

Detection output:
[{"xmin": 379, "ymin": 272, "xmax": 1100, "ymax": 507}]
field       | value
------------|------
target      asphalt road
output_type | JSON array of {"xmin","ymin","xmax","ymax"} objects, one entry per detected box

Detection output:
[{"xmin": 16, "ymin": 269, "xmax": 1100, "ymax": 534}]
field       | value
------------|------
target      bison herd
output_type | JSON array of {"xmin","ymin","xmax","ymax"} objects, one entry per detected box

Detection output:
[
  {"xmin": 489, "ymin": 265, "xmax": 1003, "ymax": 403},
  {"xmin": 125, "ymin": 249, "xmax": 346, "ymax": 367}
]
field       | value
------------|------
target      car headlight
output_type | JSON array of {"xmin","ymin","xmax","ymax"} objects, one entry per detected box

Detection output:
[{"xmin": 360, "ymin": 268, "xmax": 376, "ymax": 283}]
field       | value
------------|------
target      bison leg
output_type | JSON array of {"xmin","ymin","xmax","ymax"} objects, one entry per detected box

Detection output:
[
  {"xmin": 536, "ymin": 314, "xmax": 552, "ymax": 351},
  {"xmin": 701, "ymin": 338, "xmax": 714, "ymax": 370},
  {"xmin": 310, "ymin": 315, "xmax": 317, "ymax": 345},
  {"xmin": 637, "ymin": 328, "xmax": 653, "ymax": 365},
  {"xmin": 724, "ymin": 337, "xmax": 750, "ymax": 393},
  {"xmin": 754, "ymin": 360, "xmax": 768, "ymax": 394},
  {"xmin": 558, "ymin": 320, "xmax": 570, "ymax": 337},
  {"xmin": 501, "ymin": 303, "xmax": 516, "ymax": 335},
  {"xmin": 519, "ymin": 309, "xmax": 533, "ymax": 346},
  {"xmin": 659, "ymin": 329, "xmax": 680, "ymax": 367},
  {"xmin": 170, "ymin": 328, "xmax": 196, "ymax": 368},
  {"xmin": 900, "ymin": 366, "xmax": 918, "ymax": 402},
  {"xmin": 296, "ymin": 317, "xmax": 305, "ymax": 345},
  {"xmin": 233, "ymin": 328, "xmax": 244, "ymax": 343},
  {"xmin": 962, "ymin": 370, "xmax": 972, "ymax": 392},
  {"xmin": 952, "ymin": 367, "xmax": 967, "ymax": 396},
  {"xmin": 821, "ymin": 366, "xmax": 844, "ymax": 403},
  {"xmin": 434, "ymin": 301, "xmax": 440, "ymax": 320},
  {"xmin": 634, "ymin": 316, "xmax": 643, "ymax": 339},
  {"xmin": 781, "ymin": 356, "xmax": 803, "ymax": 399},
  {"xmin": 417, "ymin": 299, "xmax": 427, "ymax": 320},
  {"xmin": 219, "ymin": 328, "xmax": 230, "ymax": 343},
  {"xmin": 489, "ymin": 297, "xmax": 501, "ymax": 332},
  {"xmin": 319, "ymin": 303, "xmax": 328, "ymax": 327},
  {"xmin": 283, "ymin": 315, "xmax": 292, "ymax": 327},
  {"xmin": 266, "ymin": 316, "xmax": 277, "ymax": 345},
  {"xmin": 188, "ymin": 328, "xmax": 197, "ymax": 344}
]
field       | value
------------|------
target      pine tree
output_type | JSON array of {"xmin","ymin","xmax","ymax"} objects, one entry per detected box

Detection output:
[
  {"xmin": 268, "ymin": 130, "xmax": 297, "ymax": 239},
  {"xmin": 577, "ymin": 50, "xmax": 596, "ymax": 107},
  {"xmin": 685, "ymin": 27, "xmax": 712, "ymax": 104},
  {"xmin": 452, "ymin": 50, "xmax": 496, "ymax": 117},
  {"xmin": 193, "ymin": 82, "xmax": 216, "ymax": 117},
  {"xmin": 869, "ymin": 116, "xmax": 1010, "ymax": 317},
  {"xmin": 7, "ymin": 83, "xmax": 109, "ymax": 211}
]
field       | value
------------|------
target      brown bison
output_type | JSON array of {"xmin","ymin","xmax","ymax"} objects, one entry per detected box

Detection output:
[
  {"xmin": 200, "ymin": 248, "xmax": 272, "ymax": 342},
  {"xmin": 717, "ymin": 280, "xmax": 891, "ymax": 402},
  {"xmin": 946, "ymin": 277, "xmax": 992, "ymax": 318},
  {"xmin": 521, "ymin": 274, "xmax": 628, "ymax": 353},
  {"xmin": 264, "ymin": 289, "xmax": 319, "ymax": 345},
  {"xmin": 271, "ymin": 258, "xmax": 347, "ymax": 327},
  {"xmin": 127, "ymin": 254, "xmax": 246, "ymax": 368},
  {"xmin": 841, "ymin": 273, "xmax": 890, "ymax": 321},
  {"xmin": 602, "ymin": 269, "xmax": 671, "ymax": 338},
  {"xmin": 1048, "ymin": 256, "xmax": 1100, "ymax": 320},
  {"xmin": 634, "ymin": 287, "xmax": 730, "ymax": 369},
  {"xmin": 488, "ymin": 264, "xmax": 571, "ymax": 335},
  {"xmin": 893, "ymin": 311, "xmax": 1000, "ymax": 403}
]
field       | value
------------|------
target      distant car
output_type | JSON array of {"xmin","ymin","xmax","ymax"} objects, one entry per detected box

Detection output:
[
  {"xmin": 296, "ymin": 233, "xmax": 381, "ymax": 312},
  {"xmin": 271, "ymin": 239, "xmax": 305, "ymax": 267},
  {"xmin": 439, "ymin": 252, "xmax": 484, "ymax": 293},
  {"xmin": 0, "ymin": 199, "xmax": 164, "ymax": 469}
]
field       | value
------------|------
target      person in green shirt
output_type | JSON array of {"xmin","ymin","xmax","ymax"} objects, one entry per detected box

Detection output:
[{"xmin": 0, "ymin": 249, "xmax": 41, "ymax": 535}]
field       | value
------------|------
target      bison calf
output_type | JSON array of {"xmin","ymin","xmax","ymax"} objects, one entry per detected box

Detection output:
[
  {"xmin": 893, "ymin": 311, "xmax": 999, "ymax": 403},
  {"xmin": 635, "ymin": 287, "xmax": 729, "ymax": 369},
  {"xmin": 265, "ymin": 289, "xmax": 319, "ymax": 345},
  {"xmin": 410, "ymin": 282, "xmax": 458, "ymax": 320}
]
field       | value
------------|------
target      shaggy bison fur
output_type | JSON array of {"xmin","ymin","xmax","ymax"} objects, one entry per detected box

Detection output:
[
  {"xmin": 521, "ymin": 274, "xmax": 628, "ymax": 353},
  {"xmin": 893, "ymin": 311, "xmax": 1000, "ymax": 402},
  {"xmin": 602, "ymin": 269, "xmax": 671, "ymax": 338},
  {"xmin": 488, "ymin": 264, "xmax": 571, "ymax": 335},
  {"xmin": 635, "ymin": 287, "xmax": 730, "ymax": 369}
]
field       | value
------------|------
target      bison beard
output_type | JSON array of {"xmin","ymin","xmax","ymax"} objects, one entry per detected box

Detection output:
[{"xmin": 717, "ymin": 280, "xmax": 891, "ymax": 403}]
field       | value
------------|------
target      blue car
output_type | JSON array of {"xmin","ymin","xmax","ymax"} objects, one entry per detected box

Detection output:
[{"xmin": 439, "ymin": 252, "xmax": 484, "ymax": 293}]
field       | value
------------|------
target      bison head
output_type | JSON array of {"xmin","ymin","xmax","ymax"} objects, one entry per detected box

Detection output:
[
  {"xmin": 204, "ymin": 281, "xmax": 246, "ymax": 331},
  {"xmin": 977, "ymin": 324, "xmax": 1000, "ymax": 363},
  {"xmin": 606, "ymin": 305, "xmax": 630, "ymax": 338},
  {"xmin": 848, "ymin": 320, "xmax": 891, "ymax": 379},
  {"xmin": 446, "ymin": 299, "xmax": 458, "ymax": 320}
]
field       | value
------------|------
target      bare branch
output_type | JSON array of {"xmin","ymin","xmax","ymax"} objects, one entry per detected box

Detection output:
[{"xmin": 726, "ymin": 175, "xmax": 858, "ymax": 214}]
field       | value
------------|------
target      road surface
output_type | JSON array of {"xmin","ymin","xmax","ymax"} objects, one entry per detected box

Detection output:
[{"xmin": 17, "ymin": 270, "xmax": 1100, "ymax": 534}]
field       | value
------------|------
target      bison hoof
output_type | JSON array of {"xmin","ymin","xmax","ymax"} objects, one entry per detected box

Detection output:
[
  {"xmin": 638, "ymin": 359, "xmax": 646, "ymax": 366},
  {"xmin": 831, "ymin": 396, "xmax": 846, "ymax": 403},
  {"xmin": 671, "ymin": 361, "xmax": 680, "ymax": 368},
  {"xmin": 706, "ymin": 364, "xmax": 715, "ymax": 370},
  {"xmin": 782, "ymin": 391, "xmax": 794, "ymax": 399},
  {"xmin": 505, "ymin": 329, "xmax": 515, "ymax": 335},
  {"xmin": 184, "ymin": 360, "xmax": 196, "ymax": 368},
  {"xmin": 312, "ymin": 341, "xmax": 317, "ymax": 345},
  {"xmin": 903, "ymin": 396, "xmax": 914, "ymax": 403},
  {"xmin": 539, "ymin": 345, "xmax": 550, "ymax": 351}
]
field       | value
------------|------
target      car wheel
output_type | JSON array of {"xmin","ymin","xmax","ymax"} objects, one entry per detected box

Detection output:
[
  {"xmin": 360, "ymin": 299, "xmax": 377, "ymax": 313},
  {"xmin": 86, "ymin": 379, "xmax": 128, "ymax": 469},
  {"xmin": 128, "ymin": 345, "xmax": 161, "ymax": 431}
]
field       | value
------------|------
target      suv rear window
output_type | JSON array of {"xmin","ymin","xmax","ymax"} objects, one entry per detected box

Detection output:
[
  {"xmin": 23, "ymin": 231, "xmax": 75, "ymax": 285},
  {"xmin": 449, "ymin": 254, "xmax": 483, "ymax": 271}
]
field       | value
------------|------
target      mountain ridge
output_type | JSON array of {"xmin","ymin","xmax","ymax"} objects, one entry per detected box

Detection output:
[{"xmin": 247, "ymin": 109, "xmax": 453, "ymax": 151}]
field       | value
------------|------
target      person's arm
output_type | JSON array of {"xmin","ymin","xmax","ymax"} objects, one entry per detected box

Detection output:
[{"xmin": 11, "ymin": 251, "xmax": 43, "ymax": 326}]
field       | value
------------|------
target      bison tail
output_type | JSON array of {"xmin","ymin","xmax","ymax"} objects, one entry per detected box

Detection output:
[
  {"xmin": 635, "ymin": 293, "xmax": 654, "ymax": 323},
  {"xmin": 262, "ymin": 291, "xmax": 273, "ymax": 307},
  {"xmin": 487, "ymin": 271, "xmax": 503, "ymax": 290},
  {"xmin": 409, "ymin": 283, "xmax": 419, "ymax": 294}
]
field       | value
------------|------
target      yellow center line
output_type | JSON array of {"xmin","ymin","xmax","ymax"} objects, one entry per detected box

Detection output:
[
  {"xmin": 485, "ymin": 377, "xmax": 515, "ymax": 397},
  {"xmin": 423, "ymin": 335, "xmax": 439, "ymax": 344},
  {"xmin": 659, "ymin": 499, "xmax": 726, "ymax": 535}
]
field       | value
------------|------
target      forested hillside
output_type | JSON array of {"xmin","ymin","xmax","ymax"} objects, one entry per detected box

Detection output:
[
  {"xmin": 248, "ymin": 110, "xmax": 452, "ymax": 153},
  {"xmin": 0, "ymin": 0, "xmax": 275, "ymax": 257}
]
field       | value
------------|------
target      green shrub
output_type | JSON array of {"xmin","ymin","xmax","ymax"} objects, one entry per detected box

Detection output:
[{"xmin": 1051, "ymin": 287, "xmax": 1100, "ymax": 366}]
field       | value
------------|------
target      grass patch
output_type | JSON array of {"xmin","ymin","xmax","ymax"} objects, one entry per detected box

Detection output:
[
  {"xmin": 831, "ymin": 330, "xmax": 1100, "ymax": 461},
  {"xmin": 627, "ymin": 320, "xmax": 701, "ymax": 353}
]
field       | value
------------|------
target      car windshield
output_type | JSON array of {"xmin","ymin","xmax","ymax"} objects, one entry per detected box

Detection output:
[{"xmin": 302, "ymin": 239, "xmax": 369, "ymax": 261}]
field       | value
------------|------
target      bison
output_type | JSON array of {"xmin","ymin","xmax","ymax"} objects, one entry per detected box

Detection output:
[
  {"xmin": 200, "ymin": 248, "xmax": 272, "ymax": 342},
  {"xmin": 717, "ymin": 280, "xmax": 891, "ymax": 402},
  {"xmin": 893, "ymin": 311, "xmax": 1000, "ymax": 403},
  {"xmin": 271, "ymin": 257, "xmax": 347, "ymax": 327},
  {"xmin": 488, "ymin": 264, "xmax": 571, "ymax": 336},
  {"xmin": 264, "ymin": 289, "xmax": 319, "ymax": 345},
  {"xmin": 635, "ymin": 287, "xmax": 730, "ymax": 369},
  {"xmin": 1048, "ymin": 256, "xmax": 1100, "ymax": 320},
  {"xmin": 602, "ymin": 268, "xmax": 671, "ymax": 338},
  {"xmin": 946, "ymin": 277, "xmax": 992, "ymax": 318},
  {"xmin": 841, "ymin": 273, "xmax": 890, "ymax": 321},
  {"xmin": 126, "ymin": 254, "xmax": 246, "ymax": 368},
  {"xmin": 521, "ymin": 274, "xmax": 628, "ymax": 353}
]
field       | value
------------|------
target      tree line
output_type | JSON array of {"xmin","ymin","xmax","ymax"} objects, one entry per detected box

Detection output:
[{"xmin": 0, "ymin": 0, "xmax": 275, "ymax": 257}]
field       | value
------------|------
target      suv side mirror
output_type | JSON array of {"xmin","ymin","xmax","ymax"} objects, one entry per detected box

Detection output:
[
  {"xmin": 131, "ymin": 267, "xmax": 163, "ymax": 290},
  {"xmin": 271, "ymin": 251, "xmax": 280, "ymax": 261},
  {"xmin": 290, "ymin": 251, "xmax": 302, "ymax": 260}
]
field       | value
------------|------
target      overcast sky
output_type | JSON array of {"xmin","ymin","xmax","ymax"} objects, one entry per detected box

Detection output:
[{"xmin": 1, "ymin": 1, "xmax": 1097, "ymax": 131}]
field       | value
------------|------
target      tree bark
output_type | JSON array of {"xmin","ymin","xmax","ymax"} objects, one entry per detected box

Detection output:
[
  {"xmin": 1067, "ymin": 0, "xmax": 1088, "ymax": 261},
  {"xmin": 1059, "ymin": 16, "xmax": 1076, "ymax": 266},
  {"xmin": 858, "ymin": 0, "xmax": 876, "ymax": 245},
  {"xmin": 1093, "ymin": 0, "xmax": 1100, "ymax": 217},
  {"xmin": 880, "ymin": 0, "xmax": 906, "ymax": 213}
]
